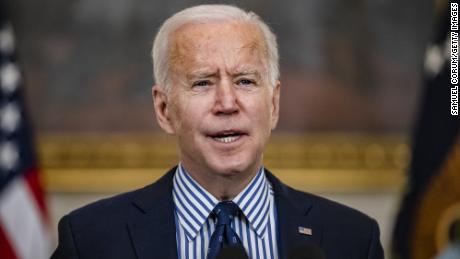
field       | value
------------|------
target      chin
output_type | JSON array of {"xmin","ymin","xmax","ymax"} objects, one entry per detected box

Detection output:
[{"xmin": 207, "ymin": 154, "xmax": 259, "ymax": 176}]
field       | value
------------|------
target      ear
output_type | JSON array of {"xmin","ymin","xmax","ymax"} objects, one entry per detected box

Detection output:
[
  {"xmin": 152, "ymin": 85, "xmax": 176, "ymax": 134},
  {"xmin": 270, "ymin": 81, "xmax": 281, "ymax": 130}
]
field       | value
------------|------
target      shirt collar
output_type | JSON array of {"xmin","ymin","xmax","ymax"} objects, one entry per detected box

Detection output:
[
  {"xmin": 172, "ymin": 164, "xmax": 272, "ymax": 241},
  {"xmin": 172, "ymin": 164, "xmax": 218, "ymax": 241},
  {"xmin": 232, "ymin": 167, "xmax": 272, "ymax": 238}
]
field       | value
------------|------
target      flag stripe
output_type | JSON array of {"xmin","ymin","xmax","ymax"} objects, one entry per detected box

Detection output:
[
  {"xmin": 24, "ymin": 168, "xmax": 49, "ymax": 221},
  {"xmin": 0, "ymin": 224, "xmax": 18, "ymax": 259},
  {"xmin": 0, "ymin": 5, "xmax": 51, "ymax": 258},
  {"xmin": 0, "ymin": 177, "xmax": 51, "ymax": 259}
]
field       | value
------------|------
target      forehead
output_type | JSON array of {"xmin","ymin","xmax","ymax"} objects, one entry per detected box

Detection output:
[{"xmin": 168, "ymin": 20, "xmax": 267, "ymax": 73}]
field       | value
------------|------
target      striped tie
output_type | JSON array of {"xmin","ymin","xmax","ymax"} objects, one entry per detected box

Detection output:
[{"xmin": 207, "ymin": 201, "xmax": 247, "ymax": 259}]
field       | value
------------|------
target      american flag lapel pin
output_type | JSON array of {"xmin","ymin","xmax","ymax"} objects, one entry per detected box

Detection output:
[{"xmin": 298, "ymin": 226, "xmax": 312, "ymax": 236}]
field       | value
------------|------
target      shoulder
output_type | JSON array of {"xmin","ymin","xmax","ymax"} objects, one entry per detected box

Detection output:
[
  {"xmin": 270, "ymin": 176, "xmax": 383, "ymax": 258},
  {"xmin": 266, "ymin": 170, "xmax": 383, "ymax": 256},
  {"xmin": 266, "ymin": 170, "xmax": 376, "ymax": 228},
  {"xmin": 64, "ymin": 168, "xmax": 175, "ymax": 229},
  {"xmin": 304, "ymin": 190, "xmax": 384, "ymax": 258},
  {"xmin": 66, "ymin": 187, "xmax": 141, "ymax": 224},
  {"xmin": 266, "ymin": 170, "xmax": 375, "ymax": 229},
  {"xmin": 52, "ymin": 169, "xmax": 177, "ymax": 257},
  {"xmin": 290, "ymin": 187, "xmax": 378, "ymax": 230}
]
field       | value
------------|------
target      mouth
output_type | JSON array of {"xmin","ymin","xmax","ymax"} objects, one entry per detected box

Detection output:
[{"xmin": 207, "ymin": 130, "xmax": 248, "ymax": 144}]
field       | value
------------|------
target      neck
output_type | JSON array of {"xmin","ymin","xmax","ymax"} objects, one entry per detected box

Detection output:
[{"xmin": 179, "ymin": 163, "xmax": 261, "ymax": 201}]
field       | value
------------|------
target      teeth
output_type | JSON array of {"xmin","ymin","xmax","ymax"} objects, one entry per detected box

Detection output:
[{"xmin": 213, "ymin": 135, "xmax": 240, "ymax": 143}]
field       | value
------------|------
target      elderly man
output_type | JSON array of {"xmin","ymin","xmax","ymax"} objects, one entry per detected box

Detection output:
[{"xmin": 52, "ymin": 4, "xmax": 384, "ymax": 259}]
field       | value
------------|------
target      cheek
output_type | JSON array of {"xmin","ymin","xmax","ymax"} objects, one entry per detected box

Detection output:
[
  {"xmin": 174, "ymin": 96, "xmax": 208, "ymax": 132},
  {"xmin": 167, "ymin": 99, "xmax": 182, "ymax": 130},
  {"xmin": 167, "ymin": 93, "xmax": 190, "ymax": 132},
  {"xmin": 243, "ymin": 94, "xmax": 273, "ymax": 128},
  {"xmin": 256, "ymin": 92, "xmax": 273, "ymax": 116}
]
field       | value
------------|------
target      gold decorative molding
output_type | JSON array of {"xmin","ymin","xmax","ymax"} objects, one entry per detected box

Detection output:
[{"xmin": 38, "ymin": 133, "xmax": 409, "ymax": 193}]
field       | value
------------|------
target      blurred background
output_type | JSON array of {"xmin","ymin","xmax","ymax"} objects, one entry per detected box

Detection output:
[
  {"xmin": 1, "ymin": 0, "xmax": 458, "ymax": 258},
  {"xmin": 11, "ymin": 0, "xmax": 431, "ymax": 132}
]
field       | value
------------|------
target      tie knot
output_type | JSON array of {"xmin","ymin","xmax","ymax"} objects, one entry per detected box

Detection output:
[{"xmin": 213, "ymin": 201, "xmax": 240, "ymax": 225}]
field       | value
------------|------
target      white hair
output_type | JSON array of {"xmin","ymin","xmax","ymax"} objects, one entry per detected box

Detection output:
[{"xmin": 152, "ymin": 4, "xmax": 279, "ymax": 92}]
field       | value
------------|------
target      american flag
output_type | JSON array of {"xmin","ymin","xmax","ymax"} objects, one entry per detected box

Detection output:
[{"xmin": 0, "ymin": 3, "xmax": 52, "ymax": 259}]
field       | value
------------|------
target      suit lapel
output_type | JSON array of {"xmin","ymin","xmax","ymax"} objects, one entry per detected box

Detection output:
[
  {"xmin": 265, "ymin": 170, "xmax": 323, "ymax": 259},
  {"xmin": 127, "ymin": 168, "xmax": 178, "ymax": 259},
  {"xmin": 125, "ymin": 167, "xmax": 323, "ymax": 259}
]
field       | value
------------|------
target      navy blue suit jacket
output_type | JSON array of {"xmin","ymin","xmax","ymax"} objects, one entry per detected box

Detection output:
[{"xmin": 51, "ymin": 167, "xmax": 384, "ymax": 259}]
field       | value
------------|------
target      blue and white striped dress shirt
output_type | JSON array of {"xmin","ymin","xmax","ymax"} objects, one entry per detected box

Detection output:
[{"xmin": 172, "ymin": 165, "xmax": 279, "ymax": 259}]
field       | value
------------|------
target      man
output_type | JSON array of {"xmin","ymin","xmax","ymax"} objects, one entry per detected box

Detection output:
[{"xmin": 52, "ymin": 4, "xmax": 384, "ymax": 259}]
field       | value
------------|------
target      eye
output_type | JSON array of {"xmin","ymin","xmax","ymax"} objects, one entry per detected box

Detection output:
[
  {"xmin": 236, "ymin": 79, "xmax": 255, "ymax": 86},
  {"xmin": 192, "ymin": 80, "xmax": 211, "ymax": 87}
]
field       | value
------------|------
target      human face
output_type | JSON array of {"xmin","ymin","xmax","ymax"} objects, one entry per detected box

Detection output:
[{"xmin": 153, "ymin": 21, "xmax": 280, "ymax": 180}]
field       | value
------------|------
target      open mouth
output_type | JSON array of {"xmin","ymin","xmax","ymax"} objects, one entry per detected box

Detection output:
[{"xmin": 208, "ymin": 130, "xmax": 247, "ymax": 144}]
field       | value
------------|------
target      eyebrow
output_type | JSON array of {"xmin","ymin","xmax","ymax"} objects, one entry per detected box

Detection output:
[
  {"xmin": 186, "ymin": 70, "xmax": 218, "ymax": 80},
  {"xmin": 186, "ymin": 68, "xmax": 262, "ymax": 80},
  {"xmin": 232, "ymin": 69, "xmax": 261, "ymax": 79}
]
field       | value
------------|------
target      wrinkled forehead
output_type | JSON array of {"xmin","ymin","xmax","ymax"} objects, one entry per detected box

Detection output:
[{"xmin": 168, "ymin": 20, "xmax": 268, "ymax": 72}]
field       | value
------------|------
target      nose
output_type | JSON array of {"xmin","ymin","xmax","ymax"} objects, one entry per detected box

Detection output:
[{"xmin": 212, "ymin": 80, "xmax": 239, "ymax": 115}]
